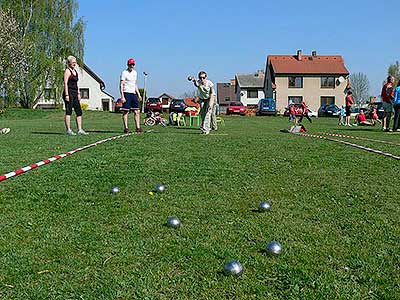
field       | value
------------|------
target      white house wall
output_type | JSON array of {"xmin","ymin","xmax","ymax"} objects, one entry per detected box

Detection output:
[
  {"xmin": 237, "ymin": 88, "xmax": 265, "ymax": 106},
  {"xmin": 35, "ymin": 65, "xmax": 113, "ymax": 111}
]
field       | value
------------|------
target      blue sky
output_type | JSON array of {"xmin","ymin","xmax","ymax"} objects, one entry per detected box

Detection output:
[{"xmin": 78, "ymin": 0, "xmax": 399, "ymax": 99}]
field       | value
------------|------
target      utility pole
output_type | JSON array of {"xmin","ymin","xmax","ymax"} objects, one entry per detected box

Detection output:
[{"xmin": 141, "ymin": 71, "xmax": 148, "ymax": 113}]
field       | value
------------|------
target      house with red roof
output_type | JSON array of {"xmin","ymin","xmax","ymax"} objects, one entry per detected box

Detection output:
[{"xmin": 264, "ymin": 50, "xmax": 350, "ymax": 113}]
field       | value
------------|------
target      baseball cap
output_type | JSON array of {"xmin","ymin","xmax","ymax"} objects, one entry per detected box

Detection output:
[{"xmin": 127, "ymin": 58, "xmax": 135, "ymax": 65}]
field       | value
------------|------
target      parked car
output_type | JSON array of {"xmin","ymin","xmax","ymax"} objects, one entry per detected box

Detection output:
[
  {"xmin": 169, "ymin": 99, "xmax": 187, "ymax": 113},
  {"xmin": 145, "ymin": 97, "xmax": 162, "ymax": 112},
  {"xmin": 256, "ymin": 98, "xmax": 277, "ymax": 116},
  {"xmin": 283, "ymin": 104, "xmax": 303, "ymax": 117},
  {"xmin": 226, "ymin": 101, "xmax": 246, "ymax": 115},
  {"xmin": 318, "ymin": 104, "xmax": 340, "ymax": 117},
  {"xmin": 307, "ymin": 108, "xmax": 318, "ymax": 118}
]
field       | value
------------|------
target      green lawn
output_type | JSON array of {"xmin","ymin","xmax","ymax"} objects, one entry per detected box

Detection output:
[{"xmin": 0, "ymin": 109, "xmax": 399, "ymax": 299}]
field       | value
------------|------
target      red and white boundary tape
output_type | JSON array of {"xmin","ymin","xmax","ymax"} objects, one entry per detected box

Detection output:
[
  {"xmin": 294, "ymin": 132, "xmax": 400, "ymax": 160},
  {"xmin": 320, "ymin": 132, "xmax": 400, "ymax": 146},
  {"xmin": 0, "ymin": 132, "xmax": 135, "ymax": 183}
]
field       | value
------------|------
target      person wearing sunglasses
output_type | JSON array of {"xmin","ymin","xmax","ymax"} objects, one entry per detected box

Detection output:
[
  {"xmin": 120, "ymin": 58, "xmax": 143, "ymax": 134},
  {"xmin": 190, "ymin": 71, "xmax": 215, "ymax": 134}
]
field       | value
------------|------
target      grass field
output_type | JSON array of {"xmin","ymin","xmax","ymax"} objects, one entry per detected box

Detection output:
[{"xmin": 0, "ymin": 109, "xmax": 399, "ymax": 299}]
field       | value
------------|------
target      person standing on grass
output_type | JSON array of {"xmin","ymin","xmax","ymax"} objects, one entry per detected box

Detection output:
[
  {"xmin": 345, "ymin": 90, "xmax": 354, "ymax": 126},
  {"xmin": 338, "ymin": 105, "xmax": 346, "ymax": 125},
  {"xmin": 381, "ymin": 75, "xmax": 395, "ymax": 132},
  {"xmin": 392, "ymin": 80, "xmax": 400, "ymax": 132},
  {"xmin": 120, "ymin": 58, "xmax": 143, "ymax": 134},
  {"xmin": 63, "ymin": 56, "xmax": 88, "ymax": 135},
  {"xmin": 190, "ymin": 71, "xmax": 215, "ymax": 135},
  {"xmin": 288, "ymin": 103, "xmax": 297, "ymax": 125},
  {"xmin": 298, "ymin": 100, "xmax": 312, "ymax": 123}
]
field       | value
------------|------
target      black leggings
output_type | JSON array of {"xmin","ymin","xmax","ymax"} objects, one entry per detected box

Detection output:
[
  {"xmin": 393, "ymin": 104, "xmax": 400, "ymax": 131},
  {"xmin": 299, "ymin": 113, "xmax": 312, "ymax": 123},
  {"xmin": 64, "ymin": 92, "xmax": 82, "ymax": 116}
]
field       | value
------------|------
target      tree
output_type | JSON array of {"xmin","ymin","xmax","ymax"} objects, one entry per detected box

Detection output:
[
  {"xmin": 180, "ymin": 90, "xmax": 198, "ymax": 98},
  {"xmin": 388, "ymin": 61, "xmax": 400, "ymax": 84},
  {"xmin": 0, "ymin": 9, "xmax": 27, "ymax": 107},
  {"xmin": 0, "ymin": 0, "xmax": 85, "ymax": 108},
  {"xmin": 349, "ymin": 72, "xmax": 370, "ymax": 106}
]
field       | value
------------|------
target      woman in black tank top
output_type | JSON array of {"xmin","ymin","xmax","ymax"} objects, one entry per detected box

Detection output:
[{"xmin": 63, "ymin": 55, "xmax": 87, "ymax": 135}]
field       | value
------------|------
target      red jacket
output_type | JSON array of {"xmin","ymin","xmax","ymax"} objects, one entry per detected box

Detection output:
[{"xmin": 381, "ymin": 82, "xmax": 394, "ymax": 103}]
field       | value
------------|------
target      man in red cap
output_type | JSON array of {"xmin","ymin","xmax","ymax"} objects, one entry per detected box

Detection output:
[{"xmin": 120, "ymin": 58, "xmax": 143, "ymax": 133}]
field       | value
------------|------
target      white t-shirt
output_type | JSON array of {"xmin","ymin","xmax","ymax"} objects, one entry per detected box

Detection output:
[
  {"xmin": 120, "ymin": 69, "xmax": 138, "ymax": 93},
  {"xmin": 197, "ymin": 79, "xmax": 214, "ymax": 99}
]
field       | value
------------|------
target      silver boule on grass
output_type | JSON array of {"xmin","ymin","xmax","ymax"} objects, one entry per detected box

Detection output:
[
  {"xmin": 223, "ymin": 260, "xmax": 243, "ymax": 276},
  {"xmin": 111, "ymin": 186, "xmax": 120, "ymax": 194},
  {"xmin": 166, "ymin": 216, "xmax": 181, "ymax": 229},
  {"xmin": 267, "ymin": 241, "xmax": 282, "ymax": 255},
  {"xmin": 258, "ymin": 201, "xmax": 271, "ymax": 212},
  {"xmin": 154, "ymin": 184, "xmax": 166, "ymax": 193}
]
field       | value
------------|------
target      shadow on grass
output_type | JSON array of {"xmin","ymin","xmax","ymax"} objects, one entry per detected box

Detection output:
[
  {"xmin": 332, "ymin": 128, "xmax": 380, "ymax": 132},
  {"xmin": 31, "ymin": 131, "xmax": 64, "ymax": 135}
]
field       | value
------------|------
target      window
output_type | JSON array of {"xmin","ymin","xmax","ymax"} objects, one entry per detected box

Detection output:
[
  {"xmin": 320, "ymin": 96, "xmax": 335, "ymax": 105},
  {"xmin": 224, "ymin": 97, "xmax": 230, "ymax": 102},
  {"xmin": 288, "ymin": 96, "xmax": 303, "ymax": 105},
  {"xmin": 247, "ymin": 90, "xmax": 258, "ymax": 98},
  {"xmin": 44, "ymin": 88, "xmax": 56, "ymax": 100},
  {"xmin": 288, "ymin": 76, "xmax": 303, "ymax": 88},
  {"xmin": 321, "ymin": 77, "xmax": 335, "ymax": 88},
  {"xmin": 80, "ymin": 88, "xmax": 89, "ymax": 99}
]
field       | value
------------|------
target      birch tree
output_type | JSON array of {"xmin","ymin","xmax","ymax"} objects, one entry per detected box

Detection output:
[{"xmin": 0, "ymin": 0, "xmax": 85, "ymax": 108}]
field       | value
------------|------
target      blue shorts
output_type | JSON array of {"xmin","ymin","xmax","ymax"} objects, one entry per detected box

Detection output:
[{"xmin": 122, "ymin": 93, "xmax": 139, "ymax": 110}]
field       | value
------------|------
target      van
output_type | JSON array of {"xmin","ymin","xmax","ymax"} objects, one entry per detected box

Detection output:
[{"xmin": 256, "ymin": 98, "xmax": 277, "ymax": 116}]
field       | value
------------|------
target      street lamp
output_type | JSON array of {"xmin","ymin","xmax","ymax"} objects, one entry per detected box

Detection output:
[{"xmin": 141, "ymin": 71, "xmax": 148, "ymax": 113}]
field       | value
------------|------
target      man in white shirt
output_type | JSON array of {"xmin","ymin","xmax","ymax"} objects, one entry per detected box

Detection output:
[
  {"xmin": 190, "ymin": 71, "xmax": 215, "ymax": 135},
  {"xmin": 120, "ymin": 58, "xmax": 143, "ymax": 134}
]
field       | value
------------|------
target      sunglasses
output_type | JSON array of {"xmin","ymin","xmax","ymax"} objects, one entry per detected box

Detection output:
[{"xmin": 199, "ymin": 76, "xmax": 206, "ymax": 79}]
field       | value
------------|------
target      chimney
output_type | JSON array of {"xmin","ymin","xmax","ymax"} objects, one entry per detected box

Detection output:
[
  {"xmin": 257, "ymin": 69, "xmax": 264, "ymax": 76},
  {"xmin": 312, "ymin": 50, "xmax": 317, "ymax": 57},
  {"xmin": 230, "ymin": 79, "xmax": 235, "ymax": 85},
  {"xmin": 297, "ymin": 50, "xmax": 302, "ymax": 61}
]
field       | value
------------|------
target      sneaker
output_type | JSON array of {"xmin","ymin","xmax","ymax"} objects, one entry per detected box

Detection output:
[
  {"xmin": 77, "ymin": 129, "xmax": 88, "ymax": 135},
  {"xmin": 135, "ymin": 128, "xmax": 144, "ymax": 134},
  {"xmin": 0, "ymin": 128, "xmax": 10, "ymax": 135},
  {"xmin": 124, "ymin": 128, "xmax": 132, "ymax": 134},
  {"xmin": 66, "ymin": 129, "xmax": 76, "ymax": 135},
  {"xmin": 201, "ymin": 131, "xmax": 210, "ymax": 135}
]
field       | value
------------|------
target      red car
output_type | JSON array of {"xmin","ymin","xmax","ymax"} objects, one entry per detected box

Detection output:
[
  {"xmin": 283, "ymin": 104, "xmax": 303, "ymax": 116},
  {"xmin": 145, "ymin": 97, "xmax": 162, "ymax": 112},
  {"xmin": 226, "ymin": 101, "xmax": 246, "ymax": 115}
]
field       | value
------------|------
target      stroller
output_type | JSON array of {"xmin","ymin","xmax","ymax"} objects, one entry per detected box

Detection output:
[{"xmin": 144, "ymin": 110, "xmax": 168, "ymax": 127}]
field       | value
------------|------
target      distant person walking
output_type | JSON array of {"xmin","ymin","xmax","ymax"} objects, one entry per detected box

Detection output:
[
  {"xmin": 298, "ymin": 100, "xmax": 312, "ymax": 123},
  {"xmin": 190, "ymin": 71, "xmax": 215, "ymax": 135},
  {"xmin": 120, "ymin": 58, "xmax": 143, "ymax": 134},
  {"xmin": 381, "ymin": 76, "xmax": 395, "ymax": 132},
  {"xmin": 63, "ymin": 55, "xmax": 88, "ymax": 135},
  {"xmin": 392, "ymin": 79, "xmax": 400, "ymax": 132},
  {"xmin": 345, "ymin": 91, "xmax": 354, "ymax": 126}
]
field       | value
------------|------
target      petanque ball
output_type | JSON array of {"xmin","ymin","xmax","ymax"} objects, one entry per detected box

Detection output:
[
  {"xmin": 267, "ymin": 241, "xmax": 282, "ymax": 255},
  {"xmin": 155, "ymin": 184, "xmax": 166, "ymax": 193},
  {"xmin": 223, "ymin": 260, "xmax": 243, "ymax": 276},
  {"xmin": 166, "ymin": 216, "xmax": 181, "ymax": 228},
  {"xmin": 258, "ymin": 201, "xmax": 271, "ymax": 212},
  {"xmin": 111, "ymin": 186, "xmax": 120, "ymax": 194}
]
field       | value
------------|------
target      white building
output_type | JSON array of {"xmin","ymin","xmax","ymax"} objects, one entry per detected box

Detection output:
[
  {"xmin": 235, "ymin": 70, "xmax": 265, "ymax": 106},
  {"xmin": 35, "ymin": 64, "xmax": 114, "ymax": 111}
]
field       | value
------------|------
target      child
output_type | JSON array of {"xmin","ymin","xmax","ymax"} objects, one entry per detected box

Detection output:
[
  {"xmin": 356, "ymin": 110, "xmax": 375, "ymax": 126},
  {"xmin": 370, "ymin": 105, "xmax": 381, "ymax": 124},
  {"xmin": 288, "ymin": 104, "xmax": 297, "ymax": 125},
  {"xmin": 338, "ymin": 105, "xmax": 345, "ymax": 125}
]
